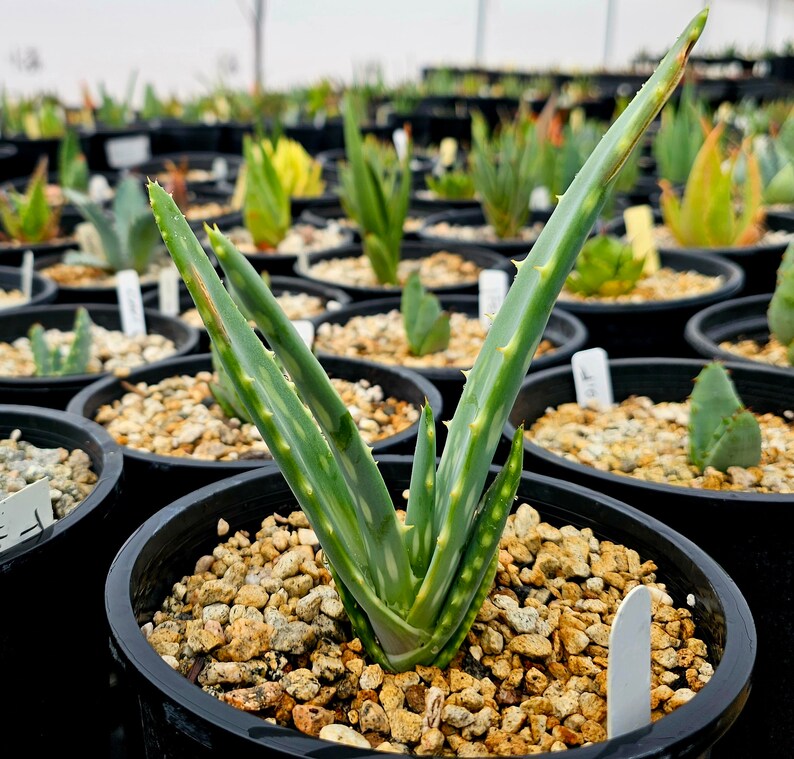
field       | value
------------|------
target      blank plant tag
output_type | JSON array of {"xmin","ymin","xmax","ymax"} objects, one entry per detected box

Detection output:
[
  {"xmin": 211, "ymin": 157, "xmax": 229, "ymax": 182},
  {"xmin": 88, "ymin": 174, "xmax": 113, "ymax": 203},
  {"xmin": 393, "ymin": 128, "xmax": 409, "ymax": 162},
  {"xmin": 158, "ymin": 266, "xmax": 181, "ymax": 317},
  {"xmin": 572, "ymin": 348, "xmax": 614, "ymax": 408},
  {"xmin": 530, "ymin": 186, "xmax": 552, "ymax": 210},
  {"xmin": 607, "ymin": 584, "xmax": 652, "ymax": 739},
  {"xmin": 116, "ymin": 269, "xmax": 147, "ymax": 336},
  {"xmin": 623, "ymin": 204, "xmax": 660, "ymax": 275},
  {"xmin": 479, "ymin": 269, "xmax": 509, "ymax": 329},
  {"xmin": 292, "ymin": 320, "xmax": 315, "ymax": 349},
  {"xmin": 0, "ymin": 477, "xmax": 54, "ymax": 553},
  {"xmin": 21, "ymin": 250, "xmax": 34, "ymax": 300},
  {"xmin": 438, "ymin": 137, "xmax": 458, "ymax": 168},
  {"xmin": 105, "ymin": 134, "xmax": 151, "ymax": 169}
]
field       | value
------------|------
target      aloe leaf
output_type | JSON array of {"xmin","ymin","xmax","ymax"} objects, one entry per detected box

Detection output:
[
  {"xmin": 702, "ymin": 410, "xmax": 762, "ymax": 472},
  {"xmin": 60, "ymin": 306, "xmax": 93, "ymax": 376},
  {"xmin": 28, "ymin": 323, "xmax": 53, "ymax": 376},
  {"xmin": 404, "ymin": 404, "xmax": 436, "ymax": 577},
  {"xmin": 734, "ymin": 149, "xmax": 764, "ymax": 245},
  {"xmin": 113, "ymin": 177, "xmax": 148, "ymax": 245},
  {"xmin": 411, "ymin": 9, "xmax": 708, "ymax": 631},
  {"xmin": 363, "ymin": 232, "xmax": 398, "ymax": 285},
  {"xmin": 768, "ymin": 241, "xmax": 794, "ymax": 349},
  {"xmin": 64, "ymin": 188, "xmax": 124, "ymax": 270},
  {"xmin": 127, "ymin": 213, "xmax": 162, "ymax": 273},
  {"xmin": 19, "ymin": 172, "xmax": 52, "ymax": 242},
  {"xmin": 704, "ymin": 163, "xmax": 734, "ymax": 247}
]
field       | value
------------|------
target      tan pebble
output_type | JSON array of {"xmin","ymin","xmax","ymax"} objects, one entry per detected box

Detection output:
[
  {"xmin": 508, "ymin": 633, "xmax": 552, "ymax": 658},
  {"xmin": 217, "ymin": 518, "xmax": 229, "ymax": 536},
  {"xmin": 293, "ymin": 704, "xmax": 335, "ymax": 735},
  {"xmin": 317, "ymin": 723, "xmax": 369, "ymax": 748}
]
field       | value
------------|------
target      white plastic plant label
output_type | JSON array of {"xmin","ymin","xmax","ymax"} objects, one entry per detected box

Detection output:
[
  {"xmin": 607, "ymin": 584, "xmax": 652, "ymax": 739},
  {"xmin": 392, "ymin": 128, "xmax": 409, "ymax": 162},
  {"xmin": 104, "ymin": 134, "xmax": 151, "ymax": 169},
  {"xmin": 158, "ymin": 266, "xmax": 181, "ymax": 317},
  {"xmin": 0, "ymin": 477, "xmax": 54, "ymax": 553},
  {"xmin": 572, "ymin": 348, "xmax": 614, "ymax": 408},
  {"xmin": 211, "ymin": 157, "xmax": 229, "ymax": 182},
  {"xmin": 530, "ymin": 186, "xmax": 552, "ymax": 210},
  {"xmin": 292, "ymin": 320, "xmax": 315, "ymax": 349},
  {"xmin": 88, "ymin": 174, "xmax": 113, "ymax": 203},
  {"xmin": 623, "ymin": 204, "xmax": 660, "ymax": 275},
  {"xmin": 478, "ymin": 269, "xmax": 510, "ymax": 330},
  {"xmin": 116, "ymin": 269, "xmax": 147, "ymax": 336},
  {"xmin": 438, "ymin": 137, "xmax": 458, "ymax": 168},
  {"xmin": 21, "ymin": 250, "xmax": 34, "ymax": 300}
]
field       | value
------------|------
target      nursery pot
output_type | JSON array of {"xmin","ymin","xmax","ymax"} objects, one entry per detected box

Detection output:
[
  {"xmin": 0, "ymin": 303, "xmax": 200, "ymax": 409},
  {"xmin": 683, "ymin": 292, "xmax": 790, "ymax": 373},
  {"xmin": 148, "ymin": 122, "xmax": 224, "ymax": 155},
  {"xmin": 550, "ymin": 250, "xmax": 745, "ymax": 358},
  {"xmin": 0, "ymin": 206, "xmax": 82, "ymax": 267},
  {"xmin": 292, "ymin": 240, "xmax": 514, "ymax": 302},
  {"xmin": 105, "ymin": 456, "xmax": 754, "ymax": 758},
  {"xmin": 309, "ymin": 294, "xmax": 588, "ymax": 421},
  {"xmin": 504, "ymin": 357, "xmax": 793, "ymax": 758},
  {"xmin": 127, "ymin": 150, "xmax": 244, "ymax": 192},
  {"xmin": 66, "ymin": 352, "xmax": 442, "ymax": 526},
  {"xmin": 0, "ymin": 404, "xmax": 124, "ymax": 751},
  {"xmin": 298, "ymin": 202, "xmax": 437, "ymax": 243},
  {"xmin": 0, "ymin": 263, "xmax": 58, "ymax": 311}
]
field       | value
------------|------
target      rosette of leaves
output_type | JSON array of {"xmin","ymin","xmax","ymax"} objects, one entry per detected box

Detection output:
[
  {"xmin": 147, "ymin": 9, "xmax": 706, "ymax": 672},
  {"xmin": 0, "ymin": 158, "xmax": 62, "ymax": 244},
  {"xmin": 564, "ymin": 234, "xmax": 646, "ymax": 297}
]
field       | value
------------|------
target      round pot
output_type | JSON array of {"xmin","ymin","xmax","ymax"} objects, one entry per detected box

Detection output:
[
  {"xmin": 0, "ymin": 141, "xmax": 21, "ymax": 182},
  {"xmin": 683, "ymin": 292, "xmax": 791, "ymax": 373},
  {"xmin": 417, "ymin": 207, "xmax": 552, "ymax": 257},
  {"xmin": 293, "ymin": 240, "xmax": 514, "ymax": 302},
  {"xmin": 0, "ymin": 404, "xmax": 124, "ymax": 752},
  {"xmin": 105, "ymin": 456, "xmax": 754, "ymax": 758},
  {"xmin": 127, "ymin": 150, "xmax": 244, "ymax": 191},
  {"xmin": 298, "ymin": 202, "xmax": 437, "ymax": 243},
  {"xmin": 0, "ymin": 206, "xmax": 83, "ymax": 267},
  {"xmin": 604, "ymin": 209, "xmax": 794, "ymax": 297},
  {"xmin": 409, "ymin": 190, "xmax": 481, "ymax": 214},
  {"xmin": 315, "ymin": 148, "xmax": 435, "ymax": 191},
  {"xmin": 141, "ymin": 275, "xmax": 352, "ymax": 353},
  {"xmin": 550, "ymin": 250, "xmax": 745, "ymax": 358},
  {"xmin": 66, "ymin": 352, "xmax": 442, "ymax": 528},
  {"xmin": 310, "ymin": 294, "xmax": 587, "ymax": 418},
  {"xmin": 0, "ymin": 263, "xmax": 58, "ymax": 311},
  {"xmin": 82, "ymin": 123, "xmax": 155, "ymax": 172},
  {"xmin": 148, "ymin": 122, "xmax": 224, "ymax": 155},
  {"xmin": 0, "ymin": 303, "xmax": 200, "ymax": 409},
  {"xmin": 504, "ymin": 357, "xmax": 794, "ymax": 758}
]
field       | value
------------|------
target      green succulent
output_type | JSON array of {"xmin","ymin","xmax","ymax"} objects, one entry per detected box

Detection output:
[
  {"xmin": 401, "ymin": 272, "xmax": 451, "ymax": 356},
  {"xmin": 767, "ymin": 240, "xmax": 794, "ymax": 364},
  {"xmin": 58, "ymin": 129, "xmax": 89, "ymax": 193},
  {"xmin": 28, "ymin": 306, "xmax": 93, "ymax": 377},
  {"xmin": 565, "ymin": 234, "xmax": 646, "ymax": 296},
  {"xmin": 753, "ymin": 131, "xmax": 794, "ymax": 206},
  {"xmin": 147, "ymin": 8, "xmax": 706, "ymax": 672},
  {"xmin": 425, "ymin": 170, "xmax": 476, "ymax": 201},
  {"xmin": 0, "ymin": 158, "xmax": 62, "ymax": 244},
  {"xmin": 688, "ymin": 362, "xmax": 762, "ymax": 473}
]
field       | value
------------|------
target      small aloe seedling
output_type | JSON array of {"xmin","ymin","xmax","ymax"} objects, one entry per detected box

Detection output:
[
  {"xmin": 767, "ymin": 239, "xmax": 794, "ymax": 364},
  {"xmin": 64, "ymin": 176, "xmax": 162, "ymax": 274},
  {"xmin": 401, "ymin": 272, "xmax": 451, "ymax": 356},
  {"xmin": 753, "ymin": 131, "xmax": 794, "ymax": 206},
  {"xmin": 564, "ymin": 234, "xmax": 646, "ymax": 297},
  {"xmin": 148, "ymin": 9, "xmax": 705, "ymax": 672},
  {"xmin": 688, "ymin": 362, "xmax": 762, "ymax": 473},
  {"xmin": 337, "ymin": 97, "xmax": 412, "ymax": 285},
  {"xmin": 58, "ymin": 129, "xmax": 89, "ymax": 193},
  {"xmin": 263, "ymin": 136, "xmax": 326, "ymax": 198},
  {"xmin": 425, "ymin": 169, "xmax": 476, "ymax": 201},
  {"xmin": 0, "ymin": 158, "xmax": 62, "ymax": 244},
  {"xmin": 28, "ymin": 306, "xmax": 94, "ymax": 377},
  {"xmin": 659, "ymin": 121, "xmax": 766, "ymax": 248}
]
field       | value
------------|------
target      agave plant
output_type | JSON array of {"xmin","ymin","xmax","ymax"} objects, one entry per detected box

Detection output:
[
  {"xmin": 147, "ymin": 9, "xmax": 706, "ymax": 672},
  {"xmin": 659, "ymin": 121, "xmax": 766, "ymax": 248},
  {"xmin": 0, "ymin": 158, "xmax": 62, "ymax": 244}
]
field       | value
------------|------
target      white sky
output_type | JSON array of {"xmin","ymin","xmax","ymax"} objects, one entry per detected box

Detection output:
[{"xmin": 2, "ymin": 0, "xmax": 792, "ymax": 105}]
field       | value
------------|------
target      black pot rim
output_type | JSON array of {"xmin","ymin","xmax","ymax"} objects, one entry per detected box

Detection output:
[
  {"xmin": 0, "ymin": 403, "xmax": 124, "ymax": 564},
  {"xmin": 66, "ymin": 352, "xmax": 443, "ymax": 471},
  {"xmin": 506, "ymin": 356, "xmax": 794, "ymax": 505},
  {"xmin": 0, "ymin": 263, "xmax": 59, "ymax": 309},
  {"xmin": 0, "ymin": 303, "xmax": 200, "ymax": 388},
  {"xmin": 105, "ymin": 456, "xmax": 756, "ymax": 758}
]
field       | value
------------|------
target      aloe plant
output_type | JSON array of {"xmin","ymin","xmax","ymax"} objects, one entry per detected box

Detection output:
[
  {"xmin": 148, "ymin": 8, "xmax": 706, "ymax": 672},
  {"xmin": 401, "ymin": 272, "xmax": 451, "ymax": 356},
  {"xmin": 469, "ymin": 110, "xmax": 539, "ymax": 239},
  {"xmin": 767, "ymin": 240, "xmax": 794, "ymax": 363},
  {"xmin": 659, "ymin": 121, "xmax": 766, "ymax": 248},
  {"xmin": 753, "ymin": 131, "xmax": 794, "ymax": 206},
  {"xmin": 58, "ymin": 129, "xmax": 89, "ymax": 193},
  {"xmin": 64, "ymin": 176, "xmax": 162, "ymax": 273},
  {"xmin": 425, "ymin": 169, "xmax": 476, "ymax": 201},
  {"xmin": 337, "ymin": 98, "xmax": 412, "ymax": 285},
  {"xmin": 0, "ymin": 158, "xmax": 62, "ymax": 243},
  {"xmin": 564, "ymin": 234, "xmax": 646, "ymax": 296},
  {"xmin": 28, "ymin": 306, "xmax": 93, "ymax": 377},
  {"xmin": 688, "ymin": 362, "xmax": 762, "ymax": 472}
]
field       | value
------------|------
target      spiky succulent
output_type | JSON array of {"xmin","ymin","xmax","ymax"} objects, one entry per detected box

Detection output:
[
  {"xmin": 767, "ymin": 239, "xmax": 794, "ymax": 364},
  {"xmin": 401, "ymin": 272, "xmax": 451, "ymax": 356},
  {"xmin": 425, "ymin": 169, "xmax": 476, "ymax": 201},
  {"xmin": 659, "ymin": 121, "xmax": 766, "ymax": 248},
  {"xmin": 0, "ymin": 158, "xmax": 62, "ymax": 244},
  {"xmin": 147, "ymin": 9, "xmax": 705, "ymax": 672},
  {"xmin": 262, "ymin": 136, "xmax": 326, "ymax": 198},
  {"xmin": 58, "ymin": 130, "xmax": 89, "ymax": 193},
  {"xmin": 565, "ymin": 234, "xmax": 646, "ymax": 297},
  {"xmin": 688, "ymin": 362, "xmax": 762, "ymax": 472},
  {"xmin": 28, "ymin": 306, "xmax": 93, "ymax": 377}
]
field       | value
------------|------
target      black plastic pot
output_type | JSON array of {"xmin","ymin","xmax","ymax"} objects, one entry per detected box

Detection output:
[
  {"xmin": 504, "ymin": 357, "xmax": 793, "ymax": 758},
  {"xmin": 141, "ymin": 275, "xmax": 352, "ymax": 353},
  {"xmin": 0, "ymin": 141, "xmax": 20, "ymax": 181},
  {"xmin": 604, "ymin": 209, "xmax": 794, "ymax": 297},
  {"xmin": 315, "ymin": 148, "xmax": 435, "ymax": 191},
  {"xmin": 409, "ymin": 189, "xmax": 481, "ymax": 214},
  {"xmin": 105, "ymin": 456, "xmax": 754, "ymax": 758},
  {"xmin": 148, "ymin": 122, "xmax": 224, "ymax": 155},
  {"xmin": 0, "ymin": 303, "xmax": 200, "ymax": 409},
  {"xmin": 310, "ymin": 294, "xmax": 587, "ymax": 419},
  {"xmin": 683, "ymin": 292, "xmax": 791, "ymax": 374},
  {"xmin": 299, "ymin": 202, "xmax": 438, "ymax": 243},
  {"xmin": 0, "ymin": 404, "xmax": 124, "ymax": 752},
  {"xmin": 550, "ymin": 250, "xmax": 745, "ymax": 358},
  {"xmin": 66, "ymin": 352, "xmax": 442, "ymax": 525},
  {"xmin": 0, "ymin": 206, "xmax": 82, "ymax": 267},
  {"xmin": 417, "ymin": 207, "xmax": 552, "ymax": 257},
  {"xmin": 126, "ymin": 150, "xmax": 244, "ymax": 191},
  {"xmin": 293, "ymin": 240, "xmax": 514, "ymax": 302},
  {"xmin": 82, "ymin": 123, "xmax": 155, "ymax": 172},
  {"xmin": 0, "ymin": 263, "xmax": 58, "ymax": 311},
  {"xmin": 1, "ymin": 131, "xmax": 92, "ymax": 178}
]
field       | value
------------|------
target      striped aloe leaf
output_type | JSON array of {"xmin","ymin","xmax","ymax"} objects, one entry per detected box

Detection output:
[{"xmin": 148, "ymin": 8, "xmax": 706, "ymax": 672}]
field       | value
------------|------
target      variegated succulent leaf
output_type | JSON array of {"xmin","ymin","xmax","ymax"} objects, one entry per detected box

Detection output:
[{"xmin": 242, "ymin": 134, "xmax": 292, "ymax": 249}]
